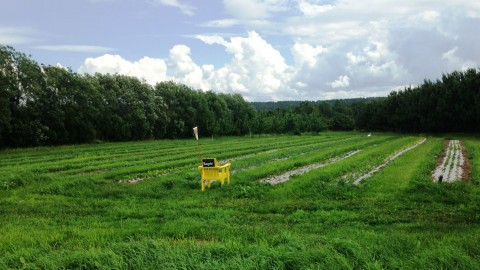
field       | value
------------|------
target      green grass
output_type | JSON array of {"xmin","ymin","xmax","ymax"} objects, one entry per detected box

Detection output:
[{"xmin": 1, "ymin": 132, "xmax": 479, "ymax": 269}]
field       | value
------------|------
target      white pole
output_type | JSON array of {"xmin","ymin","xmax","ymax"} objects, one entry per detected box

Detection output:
[{"xmin": 193, "ymin": 127, "xmax": 202, "ymax": 166}]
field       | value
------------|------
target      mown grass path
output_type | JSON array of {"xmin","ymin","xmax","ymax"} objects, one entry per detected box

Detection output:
[{"xmin": 1, "ymin": 133, "xmax": 479, "ymax": 269}]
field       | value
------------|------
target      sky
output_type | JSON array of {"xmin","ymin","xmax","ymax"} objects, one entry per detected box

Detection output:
[{"xmin": 1, "ymin": 0, "xmax": 479, "ymax": 102}]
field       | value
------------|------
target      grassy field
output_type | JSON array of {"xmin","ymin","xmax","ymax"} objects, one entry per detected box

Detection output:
[{"xmin": 1, "ymin": 132, "xmax": 479, "ymax": 269}]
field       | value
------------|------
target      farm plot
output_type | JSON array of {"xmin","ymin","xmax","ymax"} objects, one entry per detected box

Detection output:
[
  {"xmin": 0, "ymin": 133, "xmax": 356, "ymax": 188},
  {"xmin": 116, "ymin": 134, "xmax": 356, "ymax": 183},
  {"xmin": 220, "ymin": 134, "xmax": 403, "ymax": 188},
  {"xmin": 146, "ymin": 134, "xmax": 413, "ymax": 191},
  {"xmin": 226, "ymin": 134, "xmax": 389, "ymax": 176},
  {"xmin": 263, "ymin": 135, "xmax": 427, "ymax": 193},
  {"xmin": 1, "ymin": 133, "xmax": 480, "ymax": 270},
  {"xmin": 432, "ymin": 140, "xmax": 469, "ymax": 182}
]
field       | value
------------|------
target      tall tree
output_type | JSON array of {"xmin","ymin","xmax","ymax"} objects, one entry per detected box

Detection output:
[
  {"xmin": 221, "ymin": 94, "xmax": 256, "ymax": 135},
  {"xmin": 0, "ymin": 46, "xmax": 16, "ymax": 147},
  {"xmin": 5, "ymin": 47, "xmax": 49, "ymax": 147}
]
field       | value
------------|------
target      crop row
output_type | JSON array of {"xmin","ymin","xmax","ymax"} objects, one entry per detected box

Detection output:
[
  {"xmin": 1, "ymin": 133, "xmax": 358, "ymax": 187},
  {"xmin": 147, "ymin": 133, "xmax": 414, "ymax": 193},
  {"xmin": 0, "ymin": 133, "xmax": 450, "ymax": 195}
]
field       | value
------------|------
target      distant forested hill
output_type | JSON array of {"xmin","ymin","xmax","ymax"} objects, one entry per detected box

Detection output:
[{"xmin": 251, "ymin": 98, "xmax": 382, "ymax": 111}]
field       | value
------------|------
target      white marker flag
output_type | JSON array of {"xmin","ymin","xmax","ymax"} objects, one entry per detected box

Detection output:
[{"xmin": 193, "ymin": 127, "xmax": 199, "ymax": 140}]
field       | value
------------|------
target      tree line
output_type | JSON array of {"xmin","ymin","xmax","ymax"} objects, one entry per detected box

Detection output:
[
  {"xmin": 0, "ymin": 45, "xmax": 255, "ymax": 148},
  {"xmin": 354, "ymin": 68, "xmax": 480, "ymax": 133},
  {"xmin": 1, "ymin": 45, "xmax": 479, "ymax": 148},
  {"xmin": 254, "ymin": 69, "xmax": 480, "ymax": 134},
  {"xmin": 251, "ymin": 100, "xmax": 356, "ymax": 134},
  {"xmin": 251, "ymin": 98, "xmax": 376, "ymax": 111}
]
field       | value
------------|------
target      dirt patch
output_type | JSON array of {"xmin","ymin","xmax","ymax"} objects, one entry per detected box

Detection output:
[
  {"xmin": 353, "ymin": 138, "xmax": 427, "ymax": 185},
  {"xmin": 118, "ymin": 170, "xmax": 175, "ymax": 184},
  {"xmin": 258, "ymin": 150, "xmax": 362, "ymax": 185},
  {"xmin": 432, "ymin": 140, "xmax": 469, "ymax": 183},
  {"xmin": 118, "ymin": 177, "xmax": 146, "ymax": 184}
]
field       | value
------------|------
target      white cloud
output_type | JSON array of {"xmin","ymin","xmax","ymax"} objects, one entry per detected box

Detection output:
[
  {"xmin": 54, "ymin": 63, "xmax": 69, "ymax": 71},
  {"xmin": 154, "ymin": 0, "xmax": 195, "ymax": 16},
  {"xmin": 202, "ymin": 64, "xmax": 215, "ymax": 80},
  {"xmin": 78, "ymin": 0, "xmax": 480, "ymax": 102},
  {"xmin": 201, "ymin": 19, "xmax": 239, "ymax": 28},
  {"xmin": 296, "ymin": 81, "xmax": 307, "ymax": 88},
  {"xmin": 418, "ymin": 10, "xmax": 440, "ymax": 22},
  {"xmin": 34, "ymin": 45, "xmax": 114, "ymax": 53},
  {"xmin": 298, "ymin": 0, "xmax": 334, "ymax": 18},
  {"xmin": 195, "ymin": 35, "xmax": 229, "ymax": 46},
  {"xmin": 442, "ymin": 47, "xmax": 458, "ymax": 62},
  {"xmin": 77, "ymin": 29, "xmax": 413, "ymax": 101},
  {"xmin": 346, "ymin": 52, "xmax": 366, "ymax": 65},
  {"xmin": 330, "ymin": 75, "xmax": 350, "ymax": 88},
  {"xmin": 78, "ymin": 54, "xmax": 169, "ymax": 85},
  {"xmin": 168, "ymin": 45, "xmax": 210, "ymax": 90},
  {"xmin": 441, "ymin": 46, "xmax": 477, "ymax": 70},
  {"xmin": 199, "ymin": 31, "xmax": 293, "ymax": 100},
  {"xmin": 284, "ymin": 20, "xmax": 369, "ymax": 44},
  {"xmin": 292, "ymin": 42, "xmax": 327, "ymax": 67}
]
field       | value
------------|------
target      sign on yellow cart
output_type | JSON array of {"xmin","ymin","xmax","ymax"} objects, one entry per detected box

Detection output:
[{"xmin": 198, "ymin": 158, "xmax": 231, "ymax": 191}]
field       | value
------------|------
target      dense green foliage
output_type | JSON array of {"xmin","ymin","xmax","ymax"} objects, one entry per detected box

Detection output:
[
  {"xmin": 251, "ymin": 98, "xmax": 379, "ymax": 111},
  {"xmin": 1, "ymin": 133, "xmax": 479, "ymax": 269},
  {"xmin": 253, "ymin": 68, "xmax": 480, "ymax": 134},
  {"xmin": 354, "ymin": 68, "xmax": 480, "ymax": 132},
  {"xmin": 252, "ymin": 100, "xmax": 356, "ymax": 134},
  {"xmin": 0, "ymin": 46, "xmax": 255, "ymax": 148}
]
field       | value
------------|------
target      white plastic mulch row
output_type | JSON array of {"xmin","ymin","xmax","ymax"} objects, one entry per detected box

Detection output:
[
  {"xmin": 432, "ymin": 140, "xmax": 464, "ymax": 183},
  {"xmin": 259, "ymin": 150, "xmax": 362, "ymax": 185}
]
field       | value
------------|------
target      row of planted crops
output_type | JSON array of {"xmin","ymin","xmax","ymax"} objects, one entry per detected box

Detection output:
[{"xmin": 1, "ymin": 132, "xmax": 479, "ymax": 269}]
